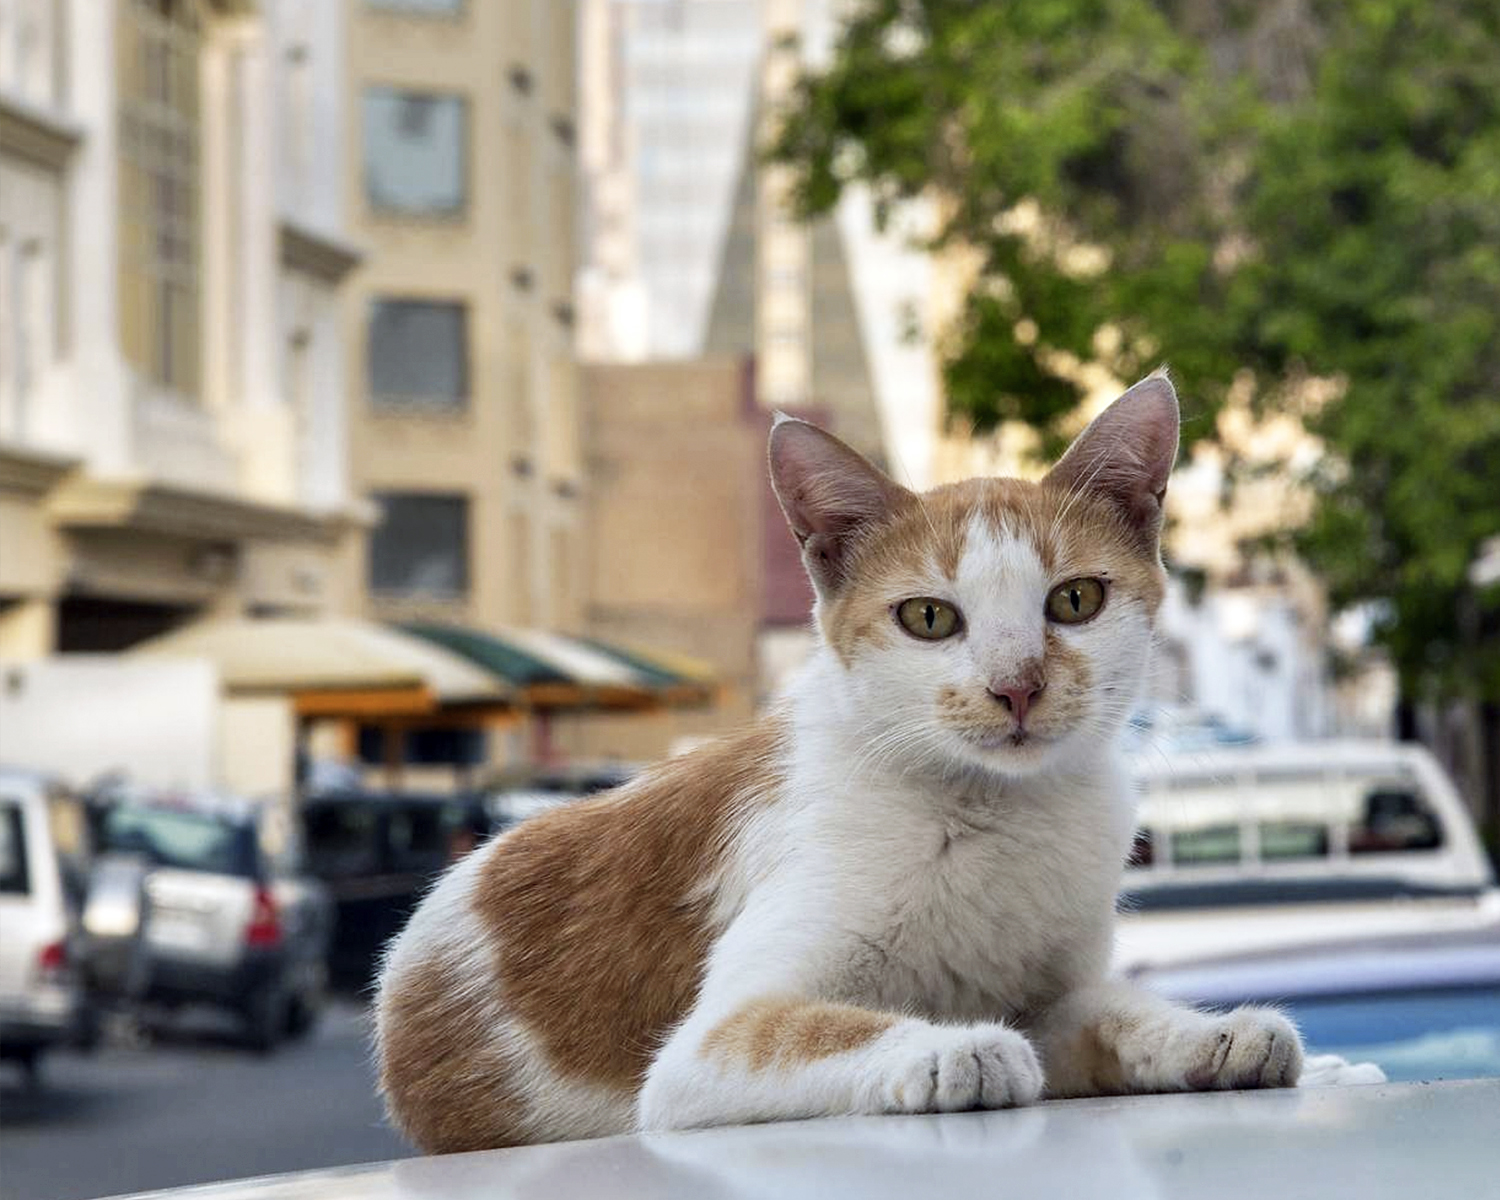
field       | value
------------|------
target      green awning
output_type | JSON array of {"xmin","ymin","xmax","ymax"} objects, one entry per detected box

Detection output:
[{"xmin": 398, "ymin": 623, "xmax": 717, "ymax": 713}]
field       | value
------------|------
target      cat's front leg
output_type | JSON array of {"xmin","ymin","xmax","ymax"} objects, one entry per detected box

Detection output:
[
  {"xmin": 1033, "ymin": 980, "xmax": 1302, "ymax": 1098},
  {"xmin": 638, "ymin": 993, "xmax": 1043, "ymax": 1132}
]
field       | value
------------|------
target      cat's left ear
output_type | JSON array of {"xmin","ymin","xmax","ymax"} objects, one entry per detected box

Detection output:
[
  {"xmin": 1043, "ymin": 372, "xmax": 1180, "ymax": 547},
  {"xmin": 769, "ymin": 415, "xmax": 914, "ymax": 596}
]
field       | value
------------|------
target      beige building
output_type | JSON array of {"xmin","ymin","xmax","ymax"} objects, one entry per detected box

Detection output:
[
  {"xmin": 1, "ymin": 0, "xmax": 363, "ymax": 661},
  {"xmin": 342, "ymin": 0, "xmax": 584, "ymax": 641},
  {"xmin": 580, "ymin": 357, "xmax": 764, "ymax": 759}
]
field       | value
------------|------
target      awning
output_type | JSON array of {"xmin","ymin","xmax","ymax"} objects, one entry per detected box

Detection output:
[
  {"xmin": 577, "ymin": 637, "xmax": 718, "ymax": 706},
  {"xmin": 400, "ymin": 623, "xmax": 716, "ymax": 712},
  {"xmin": 131, "ymin": 617, "xmax": 516, "ymax": 718}
]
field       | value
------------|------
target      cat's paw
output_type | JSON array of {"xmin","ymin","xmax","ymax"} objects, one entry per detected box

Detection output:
[
  {"xmin": 879, "ymin": 1024, "xmax": 1042, "ymax": 1113},
  {"xmin": 1300, "ymin": 1053, "xmax": 1386, "ymax": 1087},
  {"xmin": 1180, "ymin": 1008, "xmax": 1303, "ymax": 1091}
]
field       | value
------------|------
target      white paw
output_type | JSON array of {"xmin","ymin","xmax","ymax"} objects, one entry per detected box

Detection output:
[
  {"xmin": 879, "ymin": 1024, "xmax": 1042, "ymax": 1113},
  {"xmin": 1300, "ymin": 1053, "xmax": 1387, "ymax": 1087},
  {"xmin": 1181, "ymin": 1009, "xmax": 1303, "ymax": 1091}
]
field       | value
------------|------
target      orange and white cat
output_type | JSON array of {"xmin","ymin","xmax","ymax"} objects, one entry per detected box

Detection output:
[{"xmin": 375, "ymin": 375, "xmax": 1307, "ymax": 1153}]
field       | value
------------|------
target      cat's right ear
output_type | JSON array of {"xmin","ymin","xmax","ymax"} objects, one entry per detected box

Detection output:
[{"xmin": 768, "ymin": 415, "xmax": 913, "ymax": 596}]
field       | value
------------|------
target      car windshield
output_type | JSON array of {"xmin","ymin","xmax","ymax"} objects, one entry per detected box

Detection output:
[
  {"xmin": 99, "ymin": 807, "xmax": 259, "ymax": 878},
  {"xmin": 1287, "ymin": 987, "xmax": 1500, "ymax": 1083}
]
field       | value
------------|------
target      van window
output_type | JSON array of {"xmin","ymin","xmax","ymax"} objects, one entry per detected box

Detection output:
[
  {"xmin": 1170, "ymin": 824, "xmax": 1241, "ymax": 866},
  {"xmin": 303, "ymin": 804, "xmax": 382, "ymax": 878},
  {"xmin": 1259, "ymin": 820, "xmax": 1330, "ymax": 860},
  {"xmin": 1349, "ymin": 786, "xmax": 1444, "ymax": 854},
  {"xmin": 388, "ymin": 806, "xmax": 448, "ymax": 872},
  {"xmin": 0, "ymin": 801, "xmax": 29, "ymax": 895}
]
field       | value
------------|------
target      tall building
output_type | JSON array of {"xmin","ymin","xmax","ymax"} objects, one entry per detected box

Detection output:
[
  {"xmin": 0, "ymin": 0, "xmax": 361, "ymax": 658},
  {"xmin": 578, "ymin": 0, "xmax": 761, "ymax": 362},
  {"xmin": 577, "ymin": 0, "xmax": 939, "ymax": 699},
  {"xmin": 579, "ymin": 0, "xmax": 949, "ymax": 471},
  {"xmin": 344, "ymin": 0, "xmax": 583, "ymax": 637}
]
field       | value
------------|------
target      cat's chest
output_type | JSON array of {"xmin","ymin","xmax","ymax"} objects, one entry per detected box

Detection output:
[{"xmin": 831, "ymin": 799, "xmax": 1124, "ymax": 1021}]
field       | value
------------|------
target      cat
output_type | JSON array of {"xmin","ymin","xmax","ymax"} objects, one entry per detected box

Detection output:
[{"xmin": 374, "ymin": 373, "xmax": 1304, "ymax": 1154}]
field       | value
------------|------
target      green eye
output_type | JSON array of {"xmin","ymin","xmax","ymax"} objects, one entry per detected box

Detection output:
[
  {"xmin": 1046, "ymin": 578, "xmax": 1107, "ymax": 624},
  {"xmin": 896, "ymin": 598, "xmax": 963, "ymax": 641}
]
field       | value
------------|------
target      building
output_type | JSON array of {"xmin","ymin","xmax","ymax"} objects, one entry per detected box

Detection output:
[
  {"xmin": 578, "ymin": 0, "xmax": 762, "ymax": 362},
  {"xmin": 0, "ymin": 0, "xmax": 362, "ymax": 660},
  {"xmin": 343, "ymin": 0, "xmax": 584, "ymax": 641}
]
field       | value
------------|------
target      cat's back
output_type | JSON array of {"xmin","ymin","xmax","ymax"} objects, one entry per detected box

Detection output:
[{"xmin": 375, "ymin": 718, "xmax": 787, "ymax": 1152}]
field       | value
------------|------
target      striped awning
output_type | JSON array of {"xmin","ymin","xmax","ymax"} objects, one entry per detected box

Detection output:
[{"xmin": 400, "ymin": 623, "xmax": 717, "ymax": 712}]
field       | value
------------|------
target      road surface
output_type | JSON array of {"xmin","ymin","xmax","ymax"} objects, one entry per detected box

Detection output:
[{"xmin": 0, "ymin": 1002, "xmax": 411, "ymax": 1200}]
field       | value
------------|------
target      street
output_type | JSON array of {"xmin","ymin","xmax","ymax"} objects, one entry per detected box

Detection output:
[{"xmin": 0, "ymin": 1002, "xmax": 411, "ymax": 1200}]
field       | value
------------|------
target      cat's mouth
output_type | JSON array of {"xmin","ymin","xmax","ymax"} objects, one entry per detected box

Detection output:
[{"xmin": 968, "ymin": 729, "xmax": 1048, "ymax": 751}]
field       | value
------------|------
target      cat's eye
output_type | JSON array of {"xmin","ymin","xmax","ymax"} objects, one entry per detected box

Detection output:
[
  {"xmin": 1046, "ymin": 578, "xmax": 1107, "ymax": 624},
  {"xmin": 895, "ymin": 598, "xmax": 963, "ymax": 641}
]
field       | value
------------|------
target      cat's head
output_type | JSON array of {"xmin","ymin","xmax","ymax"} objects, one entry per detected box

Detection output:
[{"xmin": 770, "ymin": 375, "xmax": 1178, "ymax": 778}]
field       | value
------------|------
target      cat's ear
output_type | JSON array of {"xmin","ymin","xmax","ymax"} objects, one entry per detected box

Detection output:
[
  {"xmin": 1043, "ymin": 372, "xmax": 1180, "ymax": 545},
  {"xmin": 769, "ymin": 415, "xmax": 913, "ymax": 595}
]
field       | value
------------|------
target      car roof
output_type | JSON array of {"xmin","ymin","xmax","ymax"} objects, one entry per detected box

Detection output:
[
  {"xmin": 1128, "ymin": 738, "xmax": 1439, "ymax": 781},
  {"xmin": 0, "ymin": 765, "xmax": 61, "ymax": 794},
  {"xmin": 108, "ymin": 1081, "xmax": 1499, "ymax": 1200}
]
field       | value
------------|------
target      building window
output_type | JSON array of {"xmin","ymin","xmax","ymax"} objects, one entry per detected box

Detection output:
[
  {"xmin": 117, "ymin": 0, "xmax": 202, "ymax": 398},
  {"xmin": 363, "ymin": 87, "xmax": 467, "ymax": 216},
  {"xmin": 367, "ymin": 299, "xmax": 469, "ymax": 410},
  {"xmin": 367, "ymin": 0, "xmax": 465, "ymax": 15},
  {"xmin": 369, "ymin": 492, "xmax": 470, "ymax": 598}
]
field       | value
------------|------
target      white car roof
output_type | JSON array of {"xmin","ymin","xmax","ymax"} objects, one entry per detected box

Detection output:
[
  {"xmin": 110, "ymin": 1081, "xmax": 1499, "ymax": 1200},
  {"xmin": 1128, "ymin": 738, "xmax": 1442, "ymax": 780}
]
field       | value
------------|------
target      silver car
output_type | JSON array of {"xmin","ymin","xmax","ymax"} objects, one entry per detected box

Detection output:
[
  {"xmin": 0, "ymin": 768, "xmax": 93, "ymax": 1081},
  {"xmin": 91, "ymin": 792, "xmax": 333, "ymax": 1052}
]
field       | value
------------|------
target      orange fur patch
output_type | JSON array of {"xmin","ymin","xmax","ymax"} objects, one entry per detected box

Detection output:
[
  {"xmin": 1047, "ymin": 1015, "xmax": 1137, "ymax": 1099},
  {"xmin": 471, "ymin": 719, "xmax": 787, "ymax": 1093},
  {"xmin": 702, "ymin": 995, "xmax": 897, "ymax": 1070},
  {"xmin": 378, "ymin": 951, "xmax": 529, "ymax": 1153}
]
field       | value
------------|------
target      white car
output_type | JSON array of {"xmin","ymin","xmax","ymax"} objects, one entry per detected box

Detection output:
[
  {"xmin": 0, "ymin": 768, "xmax": 90, "ymax": 1081},
  {"xmin": 1117, "ymin": 741, "xmax": 1499, "ymax": 974}
]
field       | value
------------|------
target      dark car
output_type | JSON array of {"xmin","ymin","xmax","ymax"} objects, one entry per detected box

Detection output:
[{"xmin": 299, "ymin": 790, "xmax": 489, "ymax": 991}]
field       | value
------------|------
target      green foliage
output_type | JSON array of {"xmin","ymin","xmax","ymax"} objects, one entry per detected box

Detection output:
[{"xmin": 771, "ymin": 0, "xmax": 1500, "ymax": 704}]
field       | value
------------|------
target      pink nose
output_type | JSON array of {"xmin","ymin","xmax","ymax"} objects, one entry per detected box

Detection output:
[{"xmin": 988, "ymin": 678, "xmax": 1045, "ymax": 725}]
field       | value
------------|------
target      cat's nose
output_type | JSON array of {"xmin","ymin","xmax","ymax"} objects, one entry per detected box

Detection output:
[{"xmin": 987, "ymin": 677, "xmax": 1046, "ymax": 725}]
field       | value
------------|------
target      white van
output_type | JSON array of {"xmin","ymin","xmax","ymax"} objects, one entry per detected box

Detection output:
[
  {"xmin": 0, "ymin": 768, "xmax": 90, "ymax": 1079},
  {"xmin": 1115, "ymin": 741, "xmax": 1500, "ymax": 973}
]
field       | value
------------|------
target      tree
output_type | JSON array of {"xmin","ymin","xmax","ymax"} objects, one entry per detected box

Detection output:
[{"xmin": 771, "ymin": 0, "xmax": 1500, "ymax": 819}]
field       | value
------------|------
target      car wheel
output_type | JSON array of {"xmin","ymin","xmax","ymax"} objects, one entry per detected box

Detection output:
[
  {"xmin": 244, "ymin": 986, "xmax": 289, "ymax": 1055},
  {"xmin": 16, "ymin": 1047, "xmax": 43, "ymax": 1088},
  {"xmin": 285, "ymin": 986, "xmax": 324, "ymax": 1040}
]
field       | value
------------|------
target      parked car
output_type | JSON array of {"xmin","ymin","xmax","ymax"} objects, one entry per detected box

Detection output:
[
  {"xmin": 300, "ymin": 790, "xmax": 489, "ymax": 991},
  {"xmin": 89, "ymin": 790, "xmax": 333, "ymax": 1052},
  {"xmin": 1117, "ymin": 741, "xmax": 1498, "ymax": 973},
  {"xmin": 0, "ymin": 768, "xmax": 93, "ymax": 1081},
  {"xmin": 1132, "ymin": 923, "xmax": 1500, "ymax": 1083}
]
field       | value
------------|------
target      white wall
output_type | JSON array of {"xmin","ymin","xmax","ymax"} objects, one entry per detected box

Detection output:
[{"xmin": 0, "ymin": 658, "xmax": 220, "ymax": 790}]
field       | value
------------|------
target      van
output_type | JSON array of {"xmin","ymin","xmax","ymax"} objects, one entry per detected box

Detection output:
[
  {"xmin": 0, "ymin": 769, "xmax": 90, "ymax": 1080},
  {"xmin": 1116, "ymin": 741, "xmax": 1499, "ymax": 973}
]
